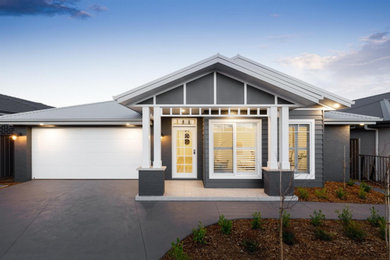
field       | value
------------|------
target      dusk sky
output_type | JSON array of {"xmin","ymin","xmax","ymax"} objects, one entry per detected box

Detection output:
[{"xmin": 0, "ymin": 0, "xmax": 389, "ymax": 107}]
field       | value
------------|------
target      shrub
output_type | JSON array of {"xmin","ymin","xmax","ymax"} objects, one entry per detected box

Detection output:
[
  {"xmin": 170, "ymin": 238, "xmax": 189, "ymax": 260},
  {"xmin": 367, "ymin": 207, "xmax": 385, "ymax": 227},
  {"xmin": 314, "ymin": 188, "xmax": 328, "ymax": 199},
  {"xmin": 336, "ymin": 207, "xmax": 352, "ymax": 226},
  {"xmin": 347, "ymin": 179, "xmax": 355, "ymax": 186},
  {"xmin": 310, "ymin": 209, "xmax": 325, "ymax": 227},
  {"xmin": 283, "ymin": 230, "xmax": 296, "ymax": 245},
  {"xmin": 282, "ymin": 211, "xmax": 291, "ymax": 229},
  {"xmin": 379, "ymin": 219, "xmax": 387, "ymax": 240},
  {"xmin": 297, "ymin": 187, "xmax": 309, "ymax": 200},
  {"xmin": 358, "ymin": 188, "xmax": 367, "ymax": 199},
  {"xmin": 218, "ymin": 215, "xmax": 232, "ymax": 235},
  {"xmin": 336, "ymin": 188, "xmax": 346, "ymax": 200},
  {"xmin": 242, "ymin": 238, "xmax": 259, "ymax": 253},
  {"xmin": 360, "ymin": 182, "xmax": 371, "ymax": 193},
  {"xmin": 314, "ymin": 228, "xmax": 334, "ymax": 241},
  {"xmin": 251, "ymin": 211, "xmax": 263, "ymax": 230},
  {"xmin": 192, "ymin": 221, "xmax": 206, "ymax": 244},
  {"xmin": 344, "ymin": 221, "xmax": 366, "ymax": 242}
]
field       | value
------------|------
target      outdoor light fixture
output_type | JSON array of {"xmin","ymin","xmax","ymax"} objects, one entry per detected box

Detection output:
[
  {"xmin": 360, "ymin": 123, "xmax": 364, "ymax": 126},
  {"xmin": 180, "ymin": 108, "xmax": 186, "ymax": 113},
  {"xmin": 39, "ymin": 123, "xmax": 44, "ymax": 126},
  {"xmin": 10, "ymin": 135, "xmax": 17, "ymax": 141},
  {"xmin": 333, "ymin": 103, "xmax": 340, "ymax": 108}
]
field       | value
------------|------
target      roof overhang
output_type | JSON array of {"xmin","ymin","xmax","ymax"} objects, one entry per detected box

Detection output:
[{"xmin": 114, "ymin": 54, "xmax": 353, "ymax": 108}]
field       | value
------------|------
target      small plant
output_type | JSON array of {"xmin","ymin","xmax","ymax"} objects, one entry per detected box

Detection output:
[
  {"xmin": 218, "ymin": 215, "xmax": 232, "ymax": 235},
  {"xmin": 282, "ymin": 211, "xmax": 291, "ymax": 229},
  {"xmin": 282, "ymin": 230, "xmax": 296, "ymax": 245},
  {"xmin": 314, "ymin": 188, "xmax": 328, "ymax": 199},
  {"xmin": 251, "ymin": 211, "xmax": 263, "ymax": 230},
  {"xmin": 192, "ymin": 221, "xmax": 206, "ymax": 244},
  {"xmin": 360, "ymin": 182, "xmax": 371, "ymax": 193},
  {"xmin": 314, "ymin": 228, "xmax": 334, "ymax": 241},
  {"xmin": 347, "ymin": 179, "xmax": 355, "ymax": 186},
  {"xmin": 242, "ymin": 237, "xmax": 259, "ymax": 253},
  {"xmin": 379, "ymin": 218, "xmax": 387, "ymax": 240},
  {"xmin": 310, "ymin": 209, "xmax": 325, "ymax": 227},
  {"xmin": 296, "ymin": 187, "xmax": 309, "ymax": 200},
  {"xmin": 358, "ymin": 188, "xmax": 367, "ymax": 199},
  {"xmin": 344, "ymin": 221, "xmax": 366, "ymax": 242},
  {"xmin": 367, "ymin": 207, "xmax": 385, "ymax": 227},
  {"xmin": 336, "ymin": 207, "xmax": 352, "ymax": 226},
  {"xmin": 336, "ymin": 188, "xmax": 346, "ymax": 200},
  {"xmin": 169, "ymin": 238, "xmax": 189, "ymax": 260}
]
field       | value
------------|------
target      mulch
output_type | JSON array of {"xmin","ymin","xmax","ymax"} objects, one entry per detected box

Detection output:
[
  {"xmin": 295, "ymin": 181, "xmax": 385, "ymax": 204},
  {"xmin": 162, "ymin": 218, "xmax": 387, "ymax": 260}
]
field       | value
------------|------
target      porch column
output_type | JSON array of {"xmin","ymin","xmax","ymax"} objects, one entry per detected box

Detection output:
[
  {"xmin": 279, "ymin": 107, "xmax": 290, "ymax": 170},
  {"xmin": 142, "ymin": 107, "xmax": 151, "ymax": 168},
  {"xmin": 267, "ymin": 106, "xmax": 278, "ymax": 170},
  {"xmin": 153, "ymin": 106, "xmax": 162, "ymax": 168}
]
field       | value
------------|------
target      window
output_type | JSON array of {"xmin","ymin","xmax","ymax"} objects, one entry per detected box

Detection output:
[
  {"xmin": 210, "ymin": 120, "xmax": 261, "ymax": 179},
  {"xmin": 289, "ymin": 120, "xmax": 315, "ymax": 179}
]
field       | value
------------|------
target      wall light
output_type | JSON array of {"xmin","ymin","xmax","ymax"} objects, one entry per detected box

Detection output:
[
  {"xmin": 39, "ymin": 123, "xmax": 44, "ymax": 126},
  {"xmin": 180, "ymin": 108, "xmax": 186, "ymax": 113},
  {"xmin": 360, "ymin": 123, "xmax": 364, "ymax": 126},
  {"xmin": 10, "ymin": 135, "xmax": 17, "ymax": 141}
]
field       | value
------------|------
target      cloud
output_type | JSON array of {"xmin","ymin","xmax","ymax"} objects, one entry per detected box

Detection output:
[
  {"xmin": 89, "ymin": 4, "xmax": 107, "ymax": 12},
  {"xmin": 279, "ymin": 32, "xmax": 390, "ymax": 99},
  {"xmin": 0, "ymin": 0, "xmax": 91, "ymax": 18}
]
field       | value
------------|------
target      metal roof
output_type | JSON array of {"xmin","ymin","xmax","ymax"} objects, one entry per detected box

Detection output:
[
  {"xmin": 0, "ymin": 101, "xmax": 141, "ymax": 125},
  {"xmin": 324, "ymin": 111, "xmax": 382, "ymax": 125},
  {"xmin": 342, "ymin": 92, "xmax": 390, "ymax": 121},
  {"xmin": 0, "ymin": 94, "xmax": 52, "ymax": 115}
]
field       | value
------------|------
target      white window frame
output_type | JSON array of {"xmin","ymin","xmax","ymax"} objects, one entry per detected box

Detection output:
[
  {"xmin": 289, "ymin": 119, "xmax": 315, "ymax": 180},
  {"xmin": 209, "ymin": 119, "xmax": 262, "ymax": 179}
]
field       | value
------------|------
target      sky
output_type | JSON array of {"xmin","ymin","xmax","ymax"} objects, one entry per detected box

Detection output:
[{"xmin": 0, "ymin": 0, "xmax": 389, "ymax": 107}]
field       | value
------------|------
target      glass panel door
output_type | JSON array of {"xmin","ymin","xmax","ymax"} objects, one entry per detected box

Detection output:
[{"xmin": 172, "ymin": 126, "xmax": 197, "ymax": 178}]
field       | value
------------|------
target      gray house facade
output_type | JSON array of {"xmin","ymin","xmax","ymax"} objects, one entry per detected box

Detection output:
[{"xmin": 0, "ymin": 54, "xmax": 380, "ymax": 196}]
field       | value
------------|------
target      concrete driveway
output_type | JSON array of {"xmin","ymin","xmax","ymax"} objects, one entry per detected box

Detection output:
[{"xmin": 0, "ymin": 180, "xmax": 384, "ymax": 260}]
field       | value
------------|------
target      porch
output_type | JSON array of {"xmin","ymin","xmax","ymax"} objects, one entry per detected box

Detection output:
[{"xmin": 135, "ymin": 180, "xmax": 298, "ymax": 201}]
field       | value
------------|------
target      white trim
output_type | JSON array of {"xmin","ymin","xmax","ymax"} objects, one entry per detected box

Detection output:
[
  {"xmin": 289, "ymin": 119, "xmax": 315, "ymax": 180},
  {"xmin": 267, "ymin": 106, "xmax": 278, "ymax": 169},
  {"xmin": 274, "ymin": 95, "xmax": 278, "ymax": 105},
  {"xmin": 324, "ymin": 121, "xmax": 377, "ymax": 125},
  {"xmin": 208, "ymin": 119, "xmax": 262, "ymax": 179},
  {"xmin": 213, "ymin": 71, "xmax": 217, "ymax": 105},
  {"xmin": 172, "ymin": 122, "xmax": 197, "ymax": 179},
  {"xmin": 279, "ymin": 107, "xmax": 290, "ymax": 170},
  {"xmin": 244, "ymin": 83, "xmax": 247, "ymax": 105},
  {"xmin": 142, "ymin": 107, "xmax": 151, "ymax": 168},
  {"xmin": 153, "ymin": 95, "xmax": 156, "ymax": 105},
  {"xmin": 0, "ymin": 121, "xmax": 142, "ymax": 125},
  {"xmin": 183, "ymin": 83, "xmax": 187, "ymax": 105}
]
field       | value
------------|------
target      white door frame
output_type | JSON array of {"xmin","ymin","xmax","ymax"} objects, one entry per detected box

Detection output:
[{"xmin": 172, "ymin": 123, "xmax": 197, "ymax": 179}]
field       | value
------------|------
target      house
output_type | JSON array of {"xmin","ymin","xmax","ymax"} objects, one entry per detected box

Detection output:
[
  {"xmin": 342, "ymin": 92, "xmax": 390, "ymax": 157},
  {"xmin": 0, "ymin": 94, "xmax": 52, "ymax": 179},
  {"xmin": 0, "ymin": 54, "xmax": 380, "ymax": 196}
]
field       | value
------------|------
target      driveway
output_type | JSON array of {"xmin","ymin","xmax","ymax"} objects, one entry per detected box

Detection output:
[{"xmin": 0, "ymin": 180, "xmax": 385, "ymax": 260}]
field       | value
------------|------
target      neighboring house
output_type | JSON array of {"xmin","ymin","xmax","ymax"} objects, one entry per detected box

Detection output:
[
  {"xmin": 0, "ymin": 94, "xmax": 52, "ymax": 179},
  {"xmin": 0, "ymin": 54, "xmax": 379, "ymax": 195},
  {"xmin": 342, "ymin": 92, "xmax": 390, "ymax": 157}
]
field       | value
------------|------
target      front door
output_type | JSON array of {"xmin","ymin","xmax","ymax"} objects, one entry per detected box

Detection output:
[{"xmin": 172, "ymin": 123, "xmax": 197, "ymax": 178}]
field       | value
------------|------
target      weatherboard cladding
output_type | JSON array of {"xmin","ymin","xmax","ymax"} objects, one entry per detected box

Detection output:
[
  {"xmin": 247, "ymin": 85, "xmax": 275, "ymax": 104},
  {"xmin": 186, "ymin": 73, "xmax": 214, "ymax": 104}
]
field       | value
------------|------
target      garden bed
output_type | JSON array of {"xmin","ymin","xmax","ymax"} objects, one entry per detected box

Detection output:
[
  {"xmin": 162, "ymin": 218, "xmax": 387, "ymax": 259},
  {"xmin": 295, "ymin": 181, "xmax": 385, "ymax": 204}
]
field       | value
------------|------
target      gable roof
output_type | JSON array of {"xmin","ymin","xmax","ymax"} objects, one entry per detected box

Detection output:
[
  {"xmin": 342, "ymin": 92, "xmax": 390, "ymax": 121},
  {"xmin": 0, "ymin": 101, "xmax": 141, "ymax": 125},
  {"xmin": 114, "ymin": 54, "xmax": 353, "ymax": 108},
  {"xmin": 0, "ymin": 93, "xmax": 52, "ymax": 115},
  {"xmin": 324, "ymin": 111, "xmax": 381, "ymax": 125}
]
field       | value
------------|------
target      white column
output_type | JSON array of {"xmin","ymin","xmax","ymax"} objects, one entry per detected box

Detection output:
[
  {"xmin": 267, "ymin": 106, "xmax": 278, "ymax": 170},
  {"xmin": 279, "ymin": 107, "xmax": 290, "ymax": 170},
  {"xmin": 142, "ymin": 107, "xmax": 151, "ymax": 168},
  {"xmin": 153, "ymin": 106, "xmax": 162, "ymax": 168}
]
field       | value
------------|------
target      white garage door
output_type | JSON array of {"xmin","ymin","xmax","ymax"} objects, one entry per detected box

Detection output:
[{"xmin": 32, "ymin": 127, "xmax": 142, "ymax": 179}]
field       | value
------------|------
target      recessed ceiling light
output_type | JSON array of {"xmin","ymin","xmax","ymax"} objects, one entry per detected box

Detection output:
[{"xmin": 333, "ymin": 103, "xmax": 340, "ymax": 108}]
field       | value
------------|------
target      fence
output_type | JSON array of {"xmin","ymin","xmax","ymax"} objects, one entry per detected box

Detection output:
[{"xmin": 350, "ymin": 154, "xmax": 390, "ymax": 185}]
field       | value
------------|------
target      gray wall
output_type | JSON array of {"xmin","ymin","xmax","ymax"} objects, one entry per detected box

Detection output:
[
  {"xmin": 13, "ymin": 126, "xmax": 32, "ymax": 182},
  {"xmin": 186, "ymin": 73, "xmax": 214, "ymax": 104},
  {"xmin": 161, "ymin": 117, "xmax": 203, "ymax": 180},
  {"xmin": 350, "ymin": 128, "xmax": 376, "ymax": 155},
  {"xmin": 156, "ymin": 86, "xmax": 184, "ymax": 104},
  {"xmin": 290, "ymin": 109, "xmax": 324, "ymax": 187},
  {"xmin": 379, "ymin": 128, "xmax": 390, "ymax": 156},
  {"xmin": 216, "ymin": 73, "xmax": 244, "ymax": 104},
  {"xmin": 323, "ymin": 125, "xmax": 350, "ymax": 182}
]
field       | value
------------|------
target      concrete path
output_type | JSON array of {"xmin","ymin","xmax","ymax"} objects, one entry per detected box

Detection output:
[{"xmin": 0, "ymin": 180, "xmax": 385, "ymax": 260}]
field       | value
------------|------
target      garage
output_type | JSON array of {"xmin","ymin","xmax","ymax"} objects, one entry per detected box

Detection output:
[{"xmin": 32, "ymin": 127, "xmax": 142, "ymax": 179}]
